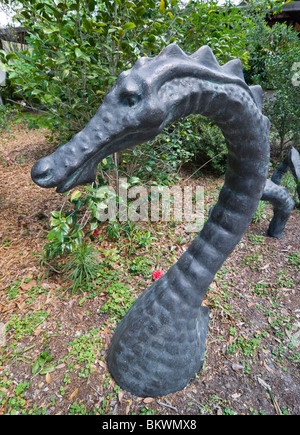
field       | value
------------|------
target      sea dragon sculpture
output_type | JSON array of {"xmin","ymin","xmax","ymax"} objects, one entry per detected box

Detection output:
[
  {"xmin": 31, "ymin": 44, "xmax": 271, "ymax": 397},
  {"xmin": 260, "ymin": 147, "xmax": 300, "ymax": 238},
  {"xmin": 262, "ymin": 179, "xmax": 295, "ymax": 238},
  {"xmin": 272, "ymin": 147, "xmax": 300, "ymax": 207}
]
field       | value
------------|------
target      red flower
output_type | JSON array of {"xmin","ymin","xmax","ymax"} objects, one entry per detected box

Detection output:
[
  {"xmin": 152, "ymin": 270, "xmax": 164, "ymax": 281},
  {"xmin": 92, "ymin": 229, "xmax": 100, "ymax": 237}
]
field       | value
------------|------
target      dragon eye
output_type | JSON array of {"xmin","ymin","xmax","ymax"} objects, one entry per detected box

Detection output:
[{"xmin": 121, "ymin": 93, "xmax": 141, "ymax": 108}]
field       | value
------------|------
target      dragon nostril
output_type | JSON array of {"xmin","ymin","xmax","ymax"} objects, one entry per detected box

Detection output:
[
  {"xmin": 31, "ymin": 160, "xmax": 55, "ymax": 187},
  {"xmin": 39, "ymin": 168, "xmax": 54, "ymax": 182}
]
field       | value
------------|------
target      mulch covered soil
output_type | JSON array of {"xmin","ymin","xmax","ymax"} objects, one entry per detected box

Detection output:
[{"xmin": 0, "ymin": 124, "xmax": 299, "ymax": 415}]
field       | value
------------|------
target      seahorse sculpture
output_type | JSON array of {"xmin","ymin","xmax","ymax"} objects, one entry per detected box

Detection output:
[
  {"xmin": 272, "ymin": 147, "xmax": 300, "ymax": 207},
  {"xmin": 261, "ymin": 179, "xmax": 295, "ymax": 238},
  {"xmin": 31, "ymin": 44, "xmax": 271, "ymax": 397},
  {"xmin": 260, "ymin": 147, "xmax": 300, "ymax": 238}
]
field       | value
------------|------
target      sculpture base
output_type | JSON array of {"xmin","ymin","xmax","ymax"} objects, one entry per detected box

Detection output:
[{"xmin": 107, "ymin": 305, "xmax": 210, "ymax": 398}]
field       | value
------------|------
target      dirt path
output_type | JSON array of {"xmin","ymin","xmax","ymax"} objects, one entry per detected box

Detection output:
[{"xmin": 0, "ymin": 124, "xmax": 299, "ymax": 415}]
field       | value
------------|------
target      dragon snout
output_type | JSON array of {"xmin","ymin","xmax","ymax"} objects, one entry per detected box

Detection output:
[
  {"xmin": 31, "ymin": 144, "xmax": 101, "ymax": 193},
  {"xmin": 31, "ymin": 156, "xmax": 57, "ymax": 188}
]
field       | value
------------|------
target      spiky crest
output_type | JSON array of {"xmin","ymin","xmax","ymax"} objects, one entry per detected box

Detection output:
[
  {"xmin": 190, "ymin": 45, "xmax": 222, "ymax": 71},
  {"xmin": 221, "ymin": 59, "xmax": 244, "ymax": 80},
  {"xmin": 158, "ymin": 43, "xmax": 187, "ymax": 59},
  {"xmin": 249, "ymin": 85, "xmax": 263, "ymax": 112},
  {"xmin": 129, "ymin": 44, "xmax": 264, "ymax": 111}
]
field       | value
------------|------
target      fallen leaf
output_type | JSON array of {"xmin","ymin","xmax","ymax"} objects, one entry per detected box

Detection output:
[
  {"xmin": 125, "ymin": 400, "xmax": 132, "ymax": 415},
  {"xmin": 144, "ymin": 397, "xmax": 155, "ymax": 404},
  {"xmin": 98, "ymin": 360, "xmax": 106, "ymax": 369},
  {"xmin": 34, "ymin": 329, "xmax": 42, "ymax": 336},
  {"xmin": 264, "ymin": 361, "xmax": 275, "ymax": 374},
  {"xmin": 56, "ymin": 363, "xmax": 66, "ymax": 370},
  {"xmin": 232, "ymin": 363, "xmax": 244, "ymax": 371},
  {"xmin": 118, "ymin": 391, "xmax": 124, "ymax": 403},
  {"xmin": 20, "ymin": 280, "xmax": 37, "ymax": 291},
  {"xmin": 46, "ymin": 372, "xmax": 51, "ymax": 384},
  {"xmin": 69, "ymin": 388, "xmax": 79, "ymax": 400}
]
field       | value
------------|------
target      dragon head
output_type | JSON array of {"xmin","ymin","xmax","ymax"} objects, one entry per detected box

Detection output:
[
  {"xmin": 31, "ymin": 46, "xmax": 182, "ymax": 193},
  {"xmin": 31, "ymin": 43, "xmax": 253, "ymax": 193}
]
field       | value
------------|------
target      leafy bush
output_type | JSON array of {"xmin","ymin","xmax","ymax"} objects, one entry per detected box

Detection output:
[
  {"xmin": 182, "ymin": 0, "xmax": 252, "ymax": 67},
  {"xmin": 42, "ymin": 171, "xmax": 115, "ymax": 259},
  {"xmin": 122, "ymin": 119, "xmax": 196, "ymax": 183},
  {"xmin": 246, "ymin": 17, "xmax": 300, "ymax": 156},
  {"xmin": 1, "ymin": 0, "xmax": 181, "ymax": 142},
  {"xmin": 1, "ymin": 0, "xmax": 255, "ymax": 146},
  {"xmin": 183, "ymin": 116, "xmax": 228, "ymax": 175},
  {"xmin": 0, "ymin": 104, "xmax": 20, "ymax": 132}
]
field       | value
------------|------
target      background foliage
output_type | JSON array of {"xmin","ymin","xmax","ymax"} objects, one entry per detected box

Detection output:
[
  {"xmin": 1, "ymin": 0, "xmax": 299, "ymax": 265},
  {"xmin": 2, "ymin": 1, "xmax": 296, "ymax": 165},
  {"xmin": 1, "ymin": 0, "xmax": 268, "ymax": 147},
  {"xmin": 245, "ymin": 14, "xmax": 300, "ymax": 155}
]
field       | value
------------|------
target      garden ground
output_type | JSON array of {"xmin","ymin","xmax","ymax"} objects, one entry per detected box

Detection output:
[{"xmin": 0, "ymin": 124, "xmax": 299, "ymax": 415}]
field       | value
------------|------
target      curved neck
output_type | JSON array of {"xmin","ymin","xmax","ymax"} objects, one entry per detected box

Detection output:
[{"xmin": 162, "ymin": 78, "xmax": 270, "ymax": 307}]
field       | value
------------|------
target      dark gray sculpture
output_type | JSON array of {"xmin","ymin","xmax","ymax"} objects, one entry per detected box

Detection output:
[
  {"xmin": 260, "ymin": 147, "xmax": 299, "ymax": 238},
  {"xmin": 261, "ymin": 179, "xmax": 295, "ymax": 238},
  {"xmin": 31, "ymin": 44, "xmax": 271, "ymax": 397},
  {"xmin": 272, "ymin": 147, "xmax": 300, "ymax": 207}
]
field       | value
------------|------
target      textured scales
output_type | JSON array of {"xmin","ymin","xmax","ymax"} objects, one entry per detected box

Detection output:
[
  {"xmin": 262, "ymin": 179, "xmax": 295, "ymax": 238},
  {"xmin": 31, "ymin": 44, "xmax": 271, "ymax": 397}
]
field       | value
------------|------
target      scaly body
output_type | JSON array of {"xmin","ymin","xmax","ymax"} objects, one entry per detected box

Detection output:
[{"xmin": 31, "ymin": 44, "xmax": 270, "ymax": 397}]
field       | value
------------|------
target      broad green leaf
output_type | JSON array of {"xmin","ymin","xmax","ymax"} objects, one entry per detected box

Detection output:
[
  {"xmin": 82, "ymin": 17, "xmax": 93, "ymax": 31},
  {"xmin": 39, "ymin": 365, "xmax": 56, "ymax": 375},
  {"xmin": 123, "ymin": 22, "xmax": 136, "ymax": 30},
  {"xmin": 6, "ymin": 53, "xmax": 18, "ymax": 61},
  {"xmin": 47, "ymin": 228, "xmax": 59, "ymax": 241},
  {"xmin": 70, "ymin": 190, "xmax": 82, "ymax": 202},
  {"xmin": 128, "ymin": 177, "xmax": 141, "ymax": 185},
  {"xmin": 159, "ymin": 0, "xmax": 166, "ymax": 14},
  {"xmin": 62, "ymin": 69, "xmax": 70, "ymax": 79},
  {"xmin": 44, "ymin": 27, "xmax": 59, "ymax": 34},
  {"xmin": 136, "ymin": 6, "xmax": 146, "ymax": 15},
  {"xmin": 90, "ymin": 222, "xmax": 98, "ymax": 231},
  {"xmin": 32, "ymin": 360, "xmax": 41, "ymax": 375},
  {"xmin": 51, "ymin": 211, "xmax": 60, "ymax": 219},
  {"xmin": 74, "ymin": 48, "xmax": 90, "ymax": 62}
]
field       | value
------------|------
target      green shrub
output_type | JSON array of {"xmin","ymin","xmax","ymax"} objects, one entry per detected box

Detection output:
[
  {"xmin": 63, "ymin": 242, "xmax": 100, "ymax": 294},
  {"xmin": 1, "ymin": 0, "xmax": 181, "ymax": 142},
  {"xmin": 246, "ymin": 18, "xmax": 300, "ymax": 156}
]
